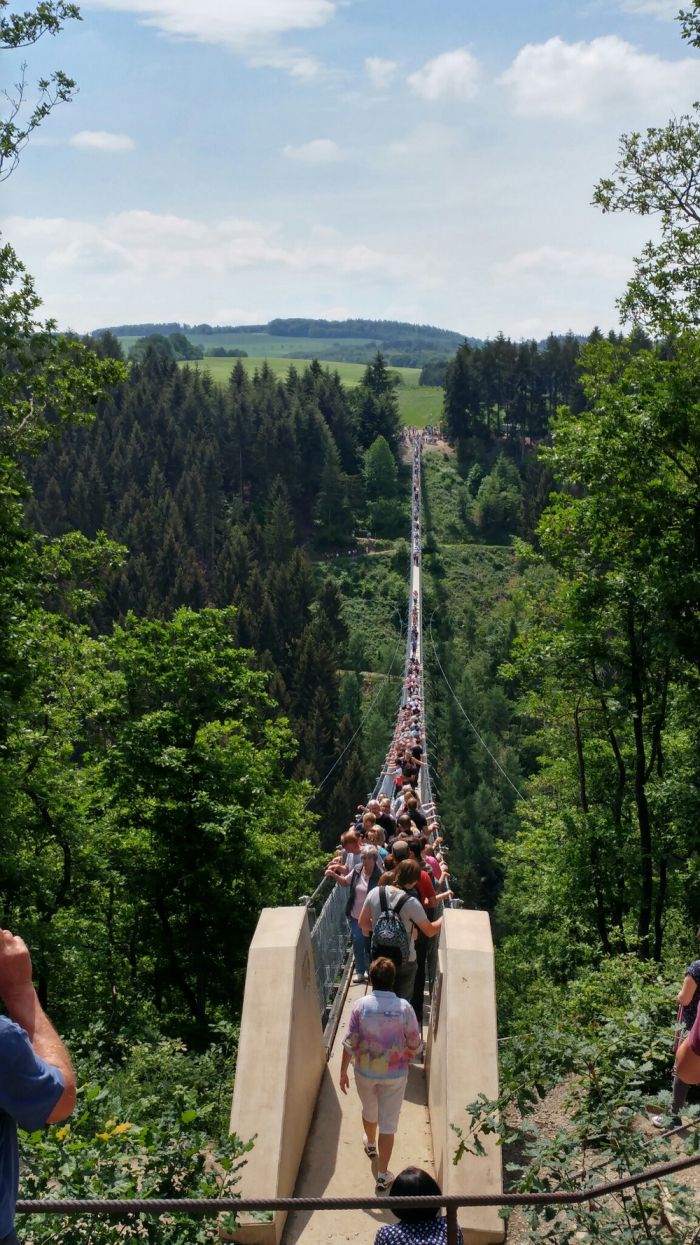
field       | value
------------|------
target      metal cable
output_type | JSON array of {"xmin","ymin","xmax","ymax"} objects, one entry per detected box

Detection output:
[
  {"xmin": 427, "ymin": 614, "xmax": 528, "ymax": 803},
  {"xmin": 16, "ymin": 1149, "xmax": 700, "ymax": 1215},
  {"xmin": 304, "ymin": 624, "xmax": 406, "ymax": 810}
]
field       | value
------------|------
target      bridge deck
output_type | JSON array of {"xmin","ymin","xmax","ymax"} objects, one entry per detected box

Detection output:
[{"xmin": 282, "ymin": 978, "xmax": 435, "ymax": 1245}]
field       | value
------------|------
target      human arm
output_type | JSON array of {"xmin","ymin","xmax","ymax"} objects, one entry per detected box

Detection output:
[
  {"xmin": 0, "ymin": 930, "xmax": 76, "ymax": 1123},
  {"xmin": 340, "ymin": 1003, "xmax": 360, "ymax": 1093},
  {"xmin": 339, "ymin": 1047, "xmax": 351, "ymax": 1094},
  {"xmin": 417, "ymin": 914, "xmax": 443, "ymax": 938},
  {"xmin": 358, "ymin": 898, "xmax": 373, "ymax": 937},
  {"xmin": 678, "ymin": 974, "xmax": 698, "ymax": 1006},
  {"xmin": 326, "ymin": 868, "xmax": 352, "ymax": 886}
]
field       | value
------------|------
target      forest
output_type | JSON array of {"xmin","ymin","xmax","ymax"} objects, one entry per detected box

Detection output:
[{"xmin": 2, "ymin": 1, "xmax": 700, "ymax": 1241}]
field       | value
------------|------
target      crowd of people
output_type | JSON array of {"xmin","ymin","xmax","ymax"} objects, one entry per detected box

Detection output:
[{"xmin": 325, "ymin": 436, "xmax": 457, "ymax": 1201}]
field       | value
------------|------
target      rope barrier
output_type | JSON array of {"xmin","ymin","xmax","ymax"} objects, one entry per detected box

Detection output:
[{"xmin": 16, "ymin": 1149, "xmax": 700, "ymax": 1215}]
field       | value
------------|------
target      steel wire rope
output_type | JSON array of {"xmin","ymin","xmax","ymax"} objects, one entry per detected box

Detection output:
[
  {"xmin": 427, "ymin": 612, "xmax": 528, "ymax": 804},
  {"xmin": 304, "ymin": 618, "xmax": 406, "ymax": 812}
]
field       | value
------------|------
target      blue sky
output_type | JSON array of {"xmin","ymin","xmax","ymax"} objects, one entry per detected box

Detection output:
[{"xmin": 3, "ymin": 0, "xmax": 698, "ymax": 337}]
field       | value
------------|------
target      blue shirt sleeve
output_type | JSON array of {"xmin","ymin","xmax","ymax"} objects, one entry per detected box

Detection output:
[{"xmin": 0, "ymin": 1016, "xmax": 64, "ymax": 1132}]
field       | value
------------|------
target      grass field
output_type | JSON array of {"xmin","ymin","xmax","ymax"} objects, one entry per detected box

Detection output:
[
  {"xmin": 180, "ymin": 355, "xmax": 443, "ymax": 427},
  {"xmin": 118, "ymin": 330, "xmax": 380, "ymax": 358}
]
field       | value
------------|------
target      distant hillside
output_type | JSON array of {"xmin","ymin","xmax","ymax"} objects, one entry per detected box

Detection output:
[
  {"xmin": 91, "ymin": 318, "xmax": 479, "ymax": 366},
  {"xmin": 92, "ymin": 316, "xmax": 472, "ymax": 348}
]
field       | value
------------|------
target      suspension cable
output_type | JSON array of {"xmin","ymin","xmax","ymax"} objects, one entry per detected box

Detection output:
[
  {"xmin": 305, "ymin": 623, "xmax": 405, "ymax": 807},
  {"xmin": 427, "ymin": 614, "xmax": 528, "ymax": 804}
]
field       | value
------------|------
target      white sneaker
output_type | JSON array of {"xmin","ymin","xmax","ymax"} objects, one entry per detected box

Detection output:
[
  {"xmin": 353, "ymin": 973, "xmax": 365, "ymax": 984},
  {"xmin": 375, "ymin": 1171, "xmax": 394, "ymax": 1194}
]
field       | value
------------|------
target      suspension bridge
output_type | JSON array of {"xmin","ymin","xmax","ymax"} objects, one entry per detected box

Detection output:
[{"xmin": 228, "ymin": 435, "xmax": 504, "ymax": 1245}]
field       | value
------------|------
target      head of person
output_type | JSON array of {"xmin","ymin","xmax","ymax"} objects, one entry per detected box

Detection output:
[
  {"xmin": 397, "ymin": 814, "xmax": 413, "ymax": 836},
  {"xmin": 391, "ymin": 840, "xmax": 410, "ymax": 865},
  {"xmin": 368, "ymin": 956, "xmax": 396, "ymax": 992},
  {"xmin": 379, "ymin": 796, "xmax": 391, "ymax": 813},
  {"xmin": 341, "ymin": 828, "xmax": 361, "ymax": 853},
  {"xmin": 360, "ymin": 844, "xmax": 379, "ymax": 873},
  {"xmin": 394, "ymin": 859, "xmax": 421, "ymax": 892},
  {"xmin": 367, "ymin": 826, "xmax": 386, "ymax": 848},
  {"xmin": 389, "ymin": 1168, "xmax": 442, "ymax": 1222},
  {"xmin": 407, "ymin": 839, "xmax": 423, "ymax": 863},
  {"xmin": 362, "ymin": 811, "xmax": 377, "ymax": 832},
  {"xmin": 367, "ymin": 799, "xmax": 380, "ymax": 815}
]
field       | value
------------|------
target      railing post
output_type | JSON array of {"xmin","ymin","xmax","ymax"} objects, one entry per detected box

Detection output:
[{"xmin": 446, "ymin": 1204, "xmax": 459, "ymax": 1245}]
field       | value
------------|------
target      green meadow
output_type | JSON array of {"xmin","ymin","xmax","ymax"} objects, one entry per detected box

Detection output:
[
  {"xmin": 118, "ymin": 330, "xmax": 380, "ymax": 358},
  {"xmin": 180, "ymin": 355, "xmax": 443, "ymax": 427}
]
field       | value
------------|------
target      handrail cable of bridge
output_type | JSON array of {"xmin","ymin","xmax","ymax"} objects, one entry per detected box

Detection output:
[
  {"xmin": 427, "ymin": 611, "xmax": 528, "ymax": 804},
  {"xmin": 302, "ymin": 620, "xmax": 406, "ymax": 816}
]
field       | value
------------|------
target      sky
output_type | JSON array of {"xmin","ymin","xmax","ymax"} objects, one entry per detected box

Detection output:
[{"xmin": 2, "ymin": 0, "xmax": 699, "ymax": 339}]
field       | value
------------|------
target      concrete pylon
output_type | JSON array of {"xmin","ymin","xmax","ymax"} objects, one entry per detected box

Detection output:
[
  {"xmin": 227, "ymin": 907, "xmax": 326, "ymax": 1245},
  {"xmin": 426, "ymin": 909, "xmax": 504, "ymax": 1244}
]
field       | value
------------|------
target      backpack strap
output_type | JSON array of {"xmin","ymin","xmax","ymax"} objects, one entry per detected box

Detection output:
[
  {"xmin": 379, "ymin": 886, "xmax": 389, "ymax": 914},
  {"xmin": 394, "ymin": 892, "xmax": 411, "ymax": 916}
]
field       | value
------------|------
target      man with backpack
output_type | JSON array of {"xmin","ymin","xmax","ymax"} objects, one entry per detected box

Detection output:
[
  {"xmin": 359, "ymin": 860, "xmax": 442, "ymax": 1002},
  {"xmin": 339, "ymin": 957, "xmax": 422, "ymax": 1194}
]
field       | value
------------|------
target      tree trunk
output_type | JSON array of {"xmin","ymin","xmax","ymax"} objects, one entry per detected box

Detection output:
[
  {"xmin": 574, "ymin": 702, "xmax": 612, "ymax": 955},
  {"xmin": 628, "ymin": 612, "xmax": 654, "ymax": 959}
]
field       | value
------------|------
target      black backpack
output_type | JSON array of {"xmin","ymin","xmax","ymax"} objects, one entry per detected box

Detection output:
[{"xmin": 370, "ymin": 887, "xmax": 412, "ymax": 967}]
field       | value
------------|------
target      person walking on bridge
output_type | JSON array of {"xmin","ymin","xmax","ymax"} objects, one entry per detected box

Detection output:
[
  {"xmin": 339, "ymin": 957, "xmax": 421, "ymax": 1194},
  {"xmin": 359, "ymin": 860, "xmax": 442, "ymax": 1002}
]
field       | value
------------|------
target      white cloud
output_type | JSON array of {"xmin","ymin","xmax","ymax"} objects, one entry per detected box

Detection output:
[
  {"xmin": 248, "ymin": 48, "xmax": 328, "ymax": 80},
  {"xmin": 497, "ymin": 245, "xmax": 631, "ymax": 281},
  {"xmin": 365, "ymin": 56, "xmax": 398, "ymax": 91},
  {"xmin": 620, "ymin": 0, "xmax": 679, "ymax": 16},
  {"xmin": 4, "ymin": 210, "xmax": 407, "ymax": 281},
  {"xmin": 282, "ymin": 137, "xmax": 341, "ymax": 162},
  {"xmin": 388, "ymin": 123, "xmax": 458, "ymax": 159},
  {"xmin": 499, "ymin": 35, "xmax": 700, "ymax": 119},
  {"xmin": 69, "ymin": 130, "xmax": 136, "ymax": 152},
  {"xmin": 83, "ymin": 0, "xmax": 335, "ymax": 78},
  {"xmin": 408, "ymin": 47, "xmax": 480, "ymax": 102},
  {"xmin": 84, "ymin": 0, "xmax": 336, "ymax": 45}
]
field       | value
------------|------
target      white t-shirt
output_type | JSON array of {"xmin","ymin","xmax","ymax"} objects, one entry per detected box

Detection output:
[{"xmin": 360, "ymin": 885, "xmax": 425, "ymax": 963}]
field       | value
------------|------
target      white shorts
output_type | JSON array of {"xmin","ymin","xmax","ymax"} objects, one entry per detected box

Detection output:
[{"xmin": 353, "ymin": 1072, "xmax": 408, "ymax": 1134}]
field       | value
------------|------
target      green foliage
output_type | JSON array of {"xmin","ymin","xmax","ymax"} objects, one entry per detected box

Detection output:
[
  {"xmin": 473, "ymin": 454, "xmax": 524, "ymax": 537},
  {"xmin": 443, "ymin": 333, "xmax": 584, "ymax": 442},
  {"xmin": 20, "ymin": 1028, "xmax": 250, "ymax": 1244},
  {"xmin": 501, "ymin": 337, "xmax": 700, "ymax": 962},
  {"xmin": 352, "ymin": 353, "xmax": 402, "ymax": 453},
  {"xmin": 363, "ymin": 435, "xmax": 405, "ymax": 536},
  {"xmin": 0, "ymin": 1, "xmax": 80, "ymax": 182},
  {"xmin": 594, "ymin": 100, "xmax": 700, "ymax": 332},
  {"xmin": 454, "ymin": 963, "xmax": 700, "ymax": 1242}
]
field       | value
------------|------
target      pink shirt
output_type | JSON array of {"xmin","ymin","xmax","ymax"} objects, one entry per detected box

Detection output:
[{"xmin": 351, "ymin": 869, "xmax": 370, "ymax": 920}]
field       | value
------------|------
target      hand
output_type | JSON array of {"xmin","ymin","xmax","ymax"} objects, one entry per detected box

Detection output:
[
  {"xmin": 0, "ymin": 929, "xmax": 34, "ymax": 1004},
  {"xmin": 339, "ymin": 1070, "xmax": 350, "ymax": 1095}
]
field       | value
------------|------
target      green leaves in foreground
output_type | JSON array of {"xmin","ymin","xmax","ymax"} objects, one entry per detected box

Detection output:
[
  {"xmin": 19, "ymin": 1029, "xmax": 251, "ymax": 1244},
  {"xmin": 453, "ymin": 986, "xmax": 700, "ymax": 1242}
]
